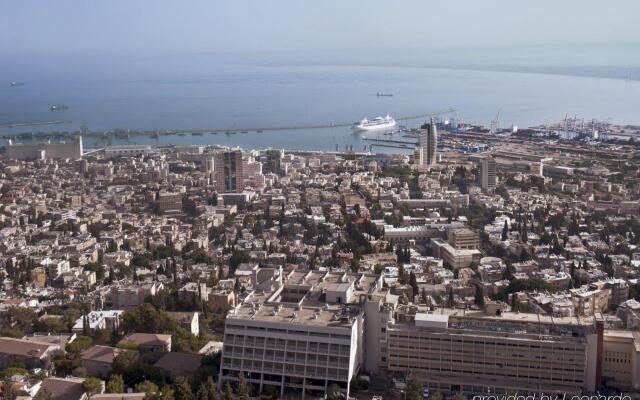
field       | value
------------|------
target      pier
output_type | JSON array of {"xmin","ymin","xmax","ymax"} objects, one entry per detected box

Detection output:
[{"xmin": 1, "ymin": 109, "xmax": 456, "ymax": 141}]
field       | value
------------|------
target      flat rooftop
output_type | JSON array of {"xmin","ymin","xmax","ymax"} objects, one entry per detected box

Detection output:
[{"xmin": 228, "ymin": 302, "xmax": 356, "ymax": 329}]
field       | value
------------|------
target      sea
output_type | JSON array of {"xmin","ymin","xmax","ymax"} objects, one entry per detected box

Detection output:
[{"xmin": 1, "ymin": 62, "xmax": 639, "ymax": 151}]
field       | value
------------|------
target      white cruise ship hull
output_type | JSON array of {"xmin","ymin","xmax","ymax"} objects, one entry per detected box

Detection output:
[{"xmin": 352, "ymin": 120, "xmax": 397, "ymax": 132}]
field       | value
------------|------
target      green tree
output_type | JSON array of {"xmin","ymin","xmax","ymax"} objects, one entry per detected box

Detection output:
[
  {"xmin": 501, "ymin": 220, "xmax": 508, "ymax": 241},
  {"xmin": 135, "ymin": 380, "xmax": 159, "ymax": 396},
  {"xmin": 237, "ymin": 373, "xmax": 251, "ymax": 400},
  {"xmin": 261, "ymin": 385, "xmax": 279, "ymax": 399},
  {"xmin": 429, "ymin": 392, "xmax": 444, "ymax": 400},
  {"xmin": 106, "ymin": 374, "xmax": 124, "ymax": 393},
  {"xmin": 83, "ymin": 377, "xmax": 102, "ymax": 396},
  {"xmin": 223, "ymin": 383, "xmax": 234, "ymax": 400},
  {"xmin": 195, "ymin": 376, "xmax": 217, "ymax": 400},
  {"xmin": 173, "ymin": 377, "xmax": 193, "ymax": 400},
  {"xmin": 2, "ymin": 378, "xmax": 16, "ymax": 400},
  {"xmin": 405, "ymin": 378, "xmax": 423, "ymax": 400},
  {"xmin": 150, "ymin": 386, "xmax": 175, "ymax": 400},
  {"xmin": 474, "ymin": 284, "xmax": 485, "ymax": 307},
  {"xmin": 326, "ymin": 383, "xmax": 342, "ymax": 400}
]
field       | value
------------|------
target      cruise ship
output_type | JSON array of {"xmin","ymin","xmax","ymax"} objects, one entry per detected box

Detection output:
[{"xmin": 352, "ymin": 115, "xmax": 396, "ymax": 131}]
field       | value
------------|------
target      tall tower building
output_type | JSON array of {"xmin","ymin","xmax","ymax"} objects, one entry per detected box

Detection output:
[
  {"xmin": 214, "ymin": 149, "xmax": 244, "ymax": 193},
  {"xmin": 263, "ymin": 149, "xmax": 283, "ymax": 175},
  {"xmin": 418, "ymin": 118, "xmax": 438, "ymax": 168},
  {"xmin": 480, "ymin": 157, "xmax": 497, "ymax": 190}
]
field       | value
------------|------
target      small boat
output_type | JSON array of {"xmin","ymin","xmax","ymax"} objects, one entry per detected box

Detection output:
[
  {"xmin": 10, "ymin": 82, "xmax": 25, "ymax": 87},
  {"xmin": 256, "ymin": 130, "xmax": 263, "ymax": 133},
  {"xmin": 376, "ymin": 92, "xmax": 393, "ymax": 97},
  {"xmin": 49, "ymin": 104, "xmax": 69, "ymax": 111},
  {"xmin": 240, "ymin": 131, "xmax": 249, "ymax": 134}
]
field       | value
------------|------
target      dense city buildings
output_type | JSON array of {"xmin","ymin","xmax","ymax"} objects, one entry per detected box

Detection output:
[{"xmin": 2, "ymin": 119, "xmax": 640, "ymax": 399}]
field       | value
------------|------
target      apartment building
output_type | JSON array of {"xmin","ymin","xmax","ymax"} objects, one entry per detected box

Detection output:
[
  {"xmin": 0, "ymin": 337, "xmax": 62, "ymax": 370},
  {"xmin": 384, "ymin": 307, "xmax": 602, "ymax": 395},
  {"xmin": 480, "ymin": 157, "xmax": 497, "ymax": 190},
  {"xmin": 214, "ymin": 149, "xmax": 244, "ymax": 193}
]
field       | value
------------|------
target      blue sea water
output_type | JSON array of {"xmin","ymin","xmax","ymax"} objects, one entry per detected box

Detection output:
[{"xmin": 1, "ymin": 63, "xmax": 639, "ymax": 151}]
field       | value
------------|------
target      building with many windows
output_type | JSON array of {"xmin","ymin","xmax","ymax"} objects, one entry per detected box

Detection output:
[
  {"xmin": 383, "ymin": 307, "xmax": 603, "ymax": 395},
  {"xmin": 214, "ymin": 149, "xmax": 244, "ymax": 193},
  {"xmin": 219, "ymin": 303, "xmax": 363, "ymax": 398}
]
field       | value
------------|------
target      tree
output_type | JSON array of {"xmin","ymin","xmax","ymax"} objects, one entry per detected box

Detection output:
[
  {"xmin": 83, "ymin": 377, "xmax": 102, "ymax": 396},
  {"xmin": 237, "ymin": 373, "xmax": 251, "ymax": 400},
  {"xmin": 474, "ymin": 284, "xmax": 485, "ymax": 307},
  {"xmin": 223, "ymin": 383, "xmax": 234, "ymax": 400},
  {"xmin": 326, "ymin": 383, "xmax": 342, "ymax": 400},
  {"xmin": 429, "ymin": 392, "xmax": 444, "ymax": 400},
  {"xmin": 135, "ymin": 380, "xmax": 159, "ymax": 397},
  {"xmin": 261, "ymin": 385, "xmax": 279, "ymax": 400},
  {"xmin": 150, "ymin": 386, "xmax": 175, "ymax": 400},
  {"xmin": 447, "ymin": 287, "xmax": 455, "ymax": 307},
  {"xmin": 501, "ymin": 220, "xmax": 509, "ymax": 241},
  {"xmin": 2, "ymin": 378, "xmax": 16, "ymax": 400},
  {"xmin": 173, "ymin": 377, "xmax": 193, "ymax": 400},
  {"xmin": 405, "ymin": 378, "xmax": 423, "ymax": 400},
  {"xmin": 196, "ymin": 376, "xmax": 218, "ymax": 400},
  {"xmin": 106, "ymin": 374, "xmax": 124, "ymax": 393}
]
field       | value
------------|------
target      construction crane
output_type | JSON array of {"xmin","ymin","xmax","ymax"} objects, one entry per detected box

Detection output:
[{"xmin": 490, "ymin": 109, "xmax": 501, "ymax": 134}]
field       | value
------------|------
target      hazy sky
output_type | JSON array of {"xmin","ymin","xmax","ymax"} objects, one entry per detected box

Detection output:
[{"xmin": 1, "ymin": 0, "xmax": 638, "ymax": 56}]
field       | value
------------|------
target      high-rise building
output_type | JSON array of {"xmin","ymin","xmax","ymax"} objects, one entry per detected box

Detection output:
[
  {"xmin": 214, "ymin": 150, "xmax": 244, "ymax": 193},
  {"xmin": 263, "ymin": 149, "xmax": 284, "ymax": 175},
  {"xmin": 418, "ymin": 119, "xmax": 438, "ymax": 168},
  {"xmin": 480, "ymin": 157, "xmax": 497, "ymax": 190}
]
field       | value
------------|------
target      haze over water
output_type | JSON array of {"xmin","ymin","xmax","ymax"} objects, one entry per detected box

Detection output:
[{"xmin": 1, "ymin": 60, "xmax": 639, "ymax": 151}]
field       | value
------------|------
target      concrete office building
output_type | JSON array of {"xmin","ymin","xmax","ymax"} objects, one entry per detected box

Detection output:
[
  {"xmin": 219, "ymin": 303, "xmax": 363, "ymax": 399},
  {"xmin": 383, "ymin": 221, "xmax": 465, "ymax": 245},
  {"xmin": 480, "ymin": 157, "xmax": 497, "ymax": 190},
  {"xmin": 384, "ymin": 307, "xmax": 604, "ymax": 395},
  {"xmin": 602, "ymin": 330, "xmax": 640, "ymax": 391},
  {"xmin": 214, "ymin": 149, "xmax": 244, "ymax": 193},
  {"xmin": 432, "ymin": 238, "xmax": 482, "ymax": 269},
  {"xmin": 218, "ymin": 269, "xmax": 381, "ymax": 399},
  {"xmin": 447, "ymin": 228, "xmax": 480, "ymax": 249}
]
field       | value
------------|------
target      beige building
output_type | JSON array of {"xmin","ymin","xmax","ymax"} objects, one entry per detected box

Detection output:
[
  {"xmin": 447, "ymin": 228, "xmax": 480, "ymax": 249},
  {"xmin": 602, "ymin": 330, "xmax": 640, "ymax": 392},
  {"xmin": 432, "ymin": 238, "xmax": 482, "ymax": 269},
  {"xmin": 384, "ymin": 309, "xmax": 603, "ymax": 395},
  {"xmin": 570, "ymin": 286, "xmax": 611, "ymax": 316}
]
